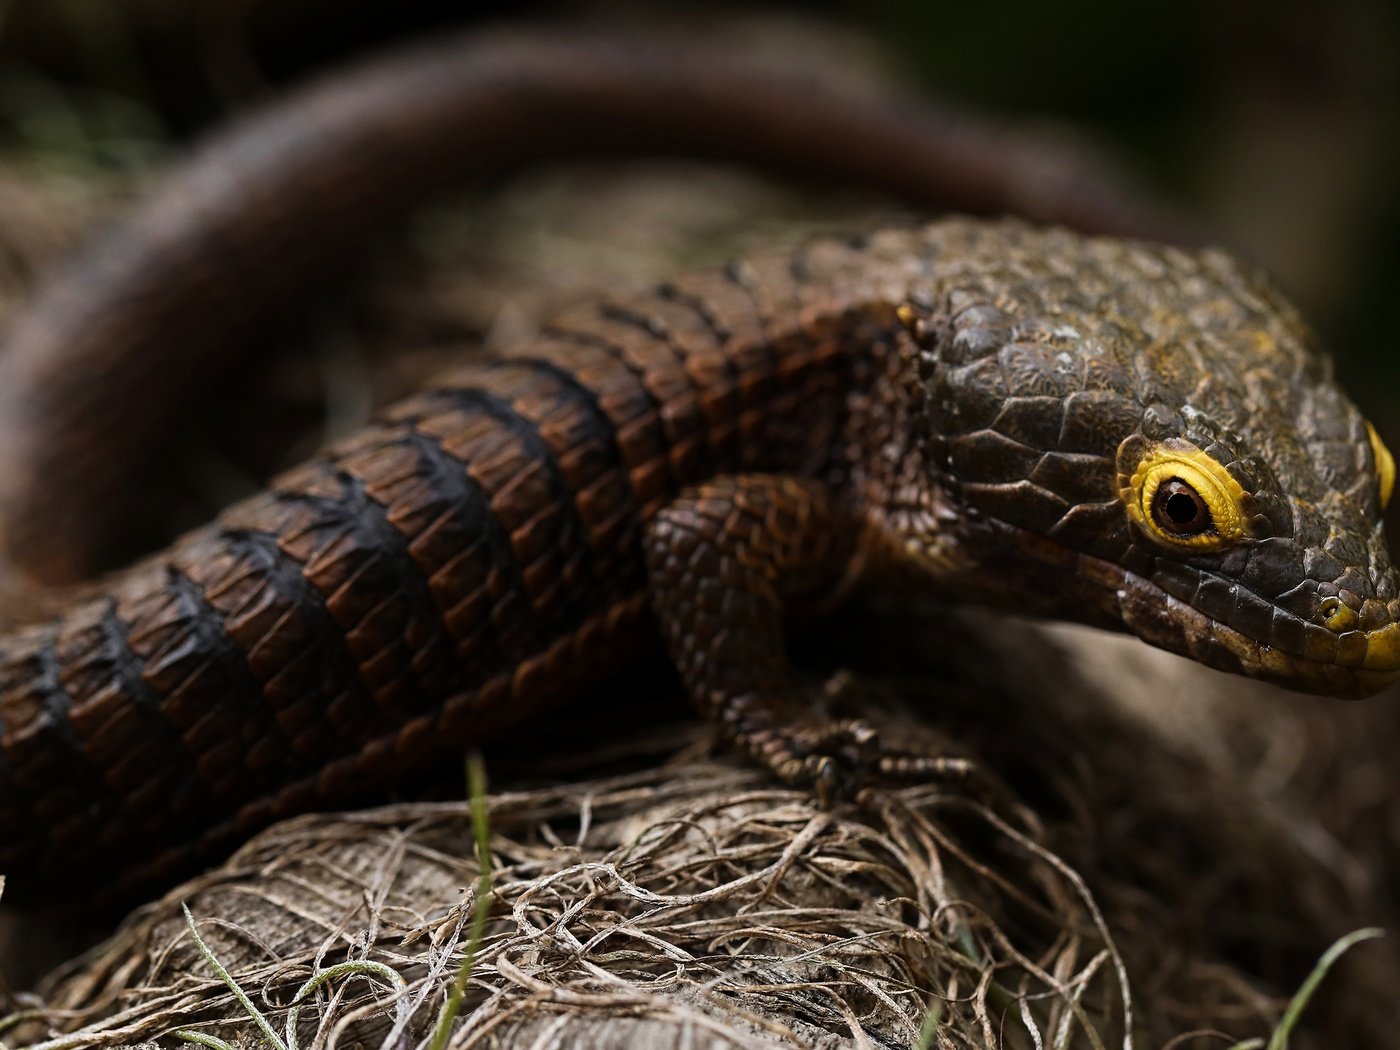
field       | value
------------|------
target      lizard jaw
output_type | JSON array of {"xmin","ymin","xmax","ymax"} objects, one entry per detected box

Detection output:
[
  {"xmin": 988, "ymin": 523, "xmax": 1400, "ymax": 698},
  {"xmin": 1085, "ymin": 551, "xmax": 1400, "ymax": 699}
]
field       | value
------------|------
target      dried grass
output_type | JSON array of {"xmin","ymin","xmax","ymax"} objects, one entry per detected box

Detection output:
[{"xmin": 4, "ymin": 609, "xmax": 1395, "ymax": 1047}]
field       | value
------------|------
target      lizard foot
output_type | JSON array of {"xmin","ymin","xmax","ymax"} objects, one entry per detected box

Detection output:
[{"xmin": 736, "ymin": 677, "xmax": 979, "ymax": 807}]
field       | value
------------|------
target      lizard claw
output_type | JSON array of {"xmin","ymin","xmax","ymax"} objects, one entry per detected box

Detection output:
[
  {"xmin": 811, "ymin": 755, "xmax": 840, "ymax": 808},
  {"xmin": 740, "ymin": 709, "xmax": 978, "ymax": 804}
]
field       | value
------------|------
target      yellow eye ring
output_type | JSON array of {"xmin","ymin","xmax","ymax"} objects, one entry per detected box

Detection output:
[
  {"xmin": 1366, "ymin": 421, "xmax": 1394, "ymax": 510},
  {"xmin": 1121, "ymin": 442, "xmax": 1249, "ymax": 551}
]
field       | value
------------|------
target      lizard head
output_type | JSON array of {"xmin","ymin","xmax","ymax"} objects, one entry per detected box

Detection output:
[{"xmin": 902, "ymin": 220, "xmax": 1400, "ymax": 698}]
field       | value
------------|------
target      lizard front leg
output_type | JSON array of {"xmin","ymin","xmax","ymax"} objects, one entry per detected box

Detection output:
[{"xmin": 644, "ymin": 474, "xmax": 966, "ymax": 799}]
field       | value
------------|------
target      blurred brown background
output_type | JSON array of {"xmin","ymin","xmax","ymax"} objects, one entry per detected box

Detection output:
[{"xmin": 0, "ymin": 0, "xmax": 1393, "ymax": 383}]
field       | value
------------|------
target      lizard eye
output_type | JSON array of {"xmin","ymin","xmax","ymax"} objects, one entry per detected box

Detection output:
[
  {"xmin": 1152, "ymin": 479, "xmax": 1212, "ymax": 536},
  {"xmin": 1121, "ymin": 440, "xmax": 1249, "ymax": 551}
]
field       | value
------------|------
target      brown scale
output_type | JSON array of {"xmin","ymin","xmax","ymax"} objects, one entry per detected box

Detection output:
[{"xmin": 0, "ymin": 228, "xmax": 896, "ymax": 899}]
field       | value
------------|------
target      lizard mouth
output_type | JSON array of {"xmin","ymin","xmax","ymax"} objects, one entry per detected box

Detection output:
[
  {"xmin": 1108, "ymin": 565, "xmax": 1400, "ymax": 699},
  {"xmin": 1004, "ymin": 529, "xmax": 1400, "ymax": 699}
]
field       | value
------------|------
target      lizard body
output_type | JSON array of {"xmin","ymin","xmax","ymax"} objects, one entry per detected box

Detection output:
[
  {"xmin": 0, "ymin": 29, "xmax": 1391, "ymax": 904},
  {"xmin": 0, "ymin": 219, "xmax": 1394, "ymax": 901}
]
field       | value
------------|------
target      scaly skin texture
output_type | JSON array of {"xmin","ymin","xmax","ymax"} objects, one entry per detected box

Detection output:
[{"xmin": 0, "ymin": 219, "xmax": 1394, "ymax": 903}]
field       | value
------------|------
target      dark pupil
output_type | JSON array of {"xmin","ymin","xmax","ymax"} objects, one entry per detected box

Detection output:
[
  {"xmin": 1164, "ymin": 491, "xmax": 1200, "ymax": 525},
  {"xmin": 1153, "ymin": 480, "xmax": 1210, "ymax": 535}
]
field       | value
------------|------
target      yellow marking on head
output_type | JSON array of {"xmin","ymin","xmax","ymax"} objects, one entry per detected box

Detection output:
[
  {"xmin": 1366, "ymin": 421, "xmax": 1394, "ymax": 510},
  {"xmin": 895, "ymin": 302, "xmax": 925, "ymax": 341},
  {"xmin": 1121, "ymin": 441, "xmax": 1248, "ymax": 551},
  {"xmin": 1362, "ymin": 621, "xmax": 1400, "ymax": 671}
]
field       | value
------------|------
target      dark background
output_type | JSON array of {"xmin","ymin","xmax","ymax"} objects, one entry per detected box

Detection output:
[{"xmin": 0, "ymin": 0, "xmax": 1392, "ymax": 391}]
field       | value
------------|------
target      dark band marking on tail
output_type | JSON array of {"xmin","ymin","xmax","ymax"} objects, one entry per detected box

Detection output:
[{"xmin": 215, "ymin": 525, "xmax": 386, "ymax": 749}]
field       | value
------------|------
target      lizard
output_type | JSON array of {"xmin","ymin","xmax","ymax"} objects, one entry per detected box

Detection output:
[{"xmin": 0, "ymin": 29, "xmax": 1393, "ymax": 905}]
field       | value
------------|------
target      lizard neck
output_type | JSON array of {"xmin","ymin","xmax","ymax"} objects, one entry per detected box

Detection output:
[{"xmin": 500, "ymin": 235, "xmax": 930, "ymax": 520}]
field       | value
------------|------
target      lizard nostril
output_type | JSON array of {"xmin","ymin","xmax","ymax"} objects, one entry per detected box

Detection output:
[{"xmin": 1319, "ymin": 595, "xmax": 1358, "ymax": 633}]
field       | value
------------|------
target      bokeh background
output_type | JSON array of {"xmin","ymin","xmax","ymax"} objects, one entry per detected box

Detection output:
[{"xmin": 0, "ymin": 0, "xmax": 1393, "ymax": 388}]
